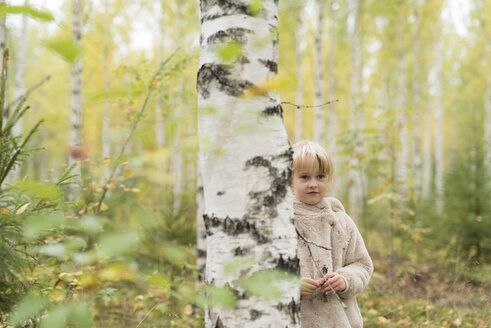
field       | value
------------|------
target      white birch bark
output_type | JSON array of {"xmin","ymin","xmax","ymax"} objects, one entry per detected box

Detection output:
[
  {"xmin": 412, "ymin": 8, "xmax": 422, "ymax": 199},
  {"xmin": 197, "ymin": 1, "xmax": 300, "ymax": 326},
  {"xmin": 68, "ymin": 0, "xmax": 83, "ymax": 199},
  {"xmin": 313, "ymin": 0, "xmax": 325, "ymax": 144},
  {"xmin": 434, "ymin": 35, "xmax": 444, "ymax": 214},
  {"xmin": 348, "ymin": 0, "xmax": 363, "ymax": 220},
  {"xmin": 395, "ymin": 15, "xmax": 409, "ymax": 204},
  {"xmin": 422, "ymin": 94, "xmax": 432, "ymax": 200},
  {"xmin": 155, "ymin": 1, "xmax": 165, "ymax": 148},
  {"xmin": 196, "ymin": 170, "xmax": 206, "ymax": 281},
  {"xmin": 295, "ymin": 8, "xmax": 304, "ymax": 141},
  {"xmin": 10, "ymin": 0, "xmax": 29, "ymax": 181},
  {"xmin": 172, "ymin": 2, "xmax": 184, "ymax": 212},
  {"xmin": 327, "ymin": 0, "xmax": 337, "ymax": 165},
  {"xmin": 102, "ymin": 0, "xmax": 110, "ymax": 178}
]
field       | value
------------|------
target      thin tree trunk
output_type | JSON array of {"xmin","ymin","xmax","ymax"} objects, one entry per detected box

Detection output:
[
  {"xmin": 102, "ymin": 0, "xmax": 110, "ymax": 178},
  {"xmin": 412, "ymin": 8, "xmax": 422, "ymax": 199},
  {"xmin": 172, "ymin": 2, "xmax": 184, "ymax": 212},
  {"xmin": 155, "ymin": 1, "xmax": 165, "ymax": 149},
  {"xmin": 313, "ymin": 0, "xmax": 325, "ymax": 144},
  {"xmin": 396, "ymin": 15, "xmax": 408, "ymax": 205},
  {"xmin": 197, "ymin": 1, "xmax": 300, "ymax": 326},
  {"xmin": 349, "ymin": 0, "xmax": 363, "ymax": 220},
  {"xmin": 10, "ymin": 0, "xmax": 29, "ymax": 181},
  {"xmin": 422, "ymin": 94, "xmax": 432, "ymax": 200},
  {"xmin": 434, "ymin": 33, "xmax": 444, "ymax": 214},
  {"xmin": 0, "ymin": 0, "xmax": 7, "ymax": 124},
  {"xmin": 484, "ymin": 40, "xmax": 491, "ymax": 185},
  {"xmin": 327, "ymin": 0, "xmax": 337, "ymax": 165},
  {"xmin": 68, "ymin": 0, "xmax": 83, "ymax": 200},
  {"xmin": 295, "ymin": 8, "xmax": 304, "ymax": 141}
]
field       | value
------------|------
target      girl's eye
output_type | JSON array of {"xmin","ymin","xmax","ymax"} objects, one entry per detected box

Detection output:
[
  {"xmin": 317, "ymin": 175, "xmax": 325, "ymax": 179},
  {"xmin": 300, "ymin": 175, "xmax": 309, "ymax": 180}
]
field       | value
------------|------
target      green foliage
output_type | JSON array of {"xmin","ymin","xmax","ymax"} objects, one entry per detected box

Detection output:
[
  {"xmin": 43, "ymin": 37, "xmax": 82, "ymax": 63},
  {"xmin": 0, "ymin": 4, "xmax": 54, "ymax": 22}
]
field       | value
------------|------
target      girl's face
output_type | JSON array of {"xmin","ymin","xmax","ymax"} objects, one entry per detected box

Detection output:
[{"xmin": 292, "ymin": 164, "xmax": 329, "ymax": 205}]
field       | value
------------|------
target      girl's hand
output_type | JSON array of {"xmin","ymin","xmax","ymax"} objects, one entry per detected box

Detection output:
[
  {"xmin": 319, "ymin": 272, "xmax": 346, "ymax": 295},
  {"xmin": 300, "ymin": 277, "xmax": 320, "ymax": 296}
]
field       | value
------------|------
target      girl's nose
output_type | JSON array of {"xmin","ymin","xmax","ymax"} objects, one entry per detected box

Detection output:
[{"xmin": 308, "ymin": 180, "xmax": 317, "ymax": 188}]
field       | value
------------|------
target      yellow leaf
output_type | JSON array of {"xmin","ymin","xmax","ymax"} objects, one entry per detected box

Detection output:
[
  {"xmin": 0, "ymin": 207, "xmax": 10, "ymax": 214},
  {"xmin": 103, "ymin": 157, "xmax": 111, "ymax": 165},
  {"xmin": 368, "ymin": 308, "xmax": 378, "ymax": 315},
  {"xmin": 16, "ymin": 203, "xmax": 30, "ymax": 214},
  {"xmin": 377, "ymin": 316, "xmax": 391, "ymax": 324}
]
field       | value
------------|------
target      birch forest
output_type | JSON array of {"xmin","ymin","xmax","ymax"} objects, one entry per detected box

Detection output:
[{"xmin": 0, "ymin": 0, "xmax": 490, "ymax": 327}]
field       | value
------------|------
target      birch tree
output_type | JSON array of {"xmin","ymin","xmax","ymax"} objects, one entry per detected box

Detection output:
[
  {"xmin": 197, "ymin": 1, "xmax": 300, "ymax": 326},
  {"xmin": 0, "ymin": 0, "xmax": 7, "ymax": 123},
  {"xmin": 102, "ymin": 0, "xmax": 111, "ymax": 177},
  {"xmin": 68, "ymin": 0, "xmax": 83, "ymax": 199},
  {"xmin": 327, "ymin": 0, "xmax": 337, "ymax": 166},
  {"xmin": 434, "ymin": 21, "xmax": 444, "ymax": 214},
  {"xmin": 412, "ymin": 4, "xmax": 422, "ymax": 199},
  {"xmin": 313, "ymin": 0, "xmax": 325, "ymax": 144},
  {"xmin": 295, "ymin": 7, "xmax": 304, "ymax": 141},
  {"xmin": 348, "ymin": 0, "xmax": 364, "ymax": 220}
]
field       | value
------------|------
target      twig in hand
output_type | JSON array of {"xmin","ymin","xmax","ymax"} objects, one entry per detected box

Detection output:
[
  {"xmin": 281, "ymin": 99, "xmax": 339, "ymax": 109},
  {"xmin": 6, "ymin": 75, "xmax": 51, "ymax": 113},
  {"xmin": 296, "ymin": 228, "xmax": 332, "ymax": 251},
  {"xmin": 95, "ymin": 51, "xmax": 178, "ymax": 215}
]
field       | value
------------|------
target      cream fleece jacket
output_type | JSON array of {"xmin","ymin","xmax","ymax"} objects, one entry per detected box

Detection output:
[{"xmin": 294, "ymin": 197, "xmax": 373, "ymax": 328}]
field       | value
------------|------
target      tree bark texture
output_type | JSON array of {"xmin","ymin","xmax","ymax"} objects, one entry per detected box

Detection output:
[
  {"xmin": 313, "ymin": 0, "xmax": 325, "ymax": 144},
  {"xmin": 69, "ymin": 0, "xmax": 83, "ymax": 198},
  {"xmin": 197, "ymin": 1, "xmax": 300, "ymax": 326},
  {"xmin": 0, "ymin": 0, "xmax": 7, "ymax": 124}
]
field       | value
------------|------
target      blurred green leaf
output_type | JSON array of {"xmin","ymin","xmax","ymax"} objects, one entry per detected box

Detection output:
[
  {"xmin": 146, "ymin": 274, "xmax": 171, "ymax": 289},
  {"xmin": 0, "ymin": 5, "xmax": 54, "ymax": 21},
  {"xmin": 216, "ymin": 40, "xmax": 242, "ymax": 64},
  {"xmin": 38, "ymin": 243, "xmax": 66, "ymax": 259},
  {"xmin": 15, "ymin": 180, "xmax": 62, "ymax": 201},
  {"xmin": 68, "ymin": 302, "xmax": 92, "ymax": 328},
  {"xmin": 43, "ymin": 37, "xmax": 81, "ymax": 63},
  {"xmin": 207, "ymin": 285, "xmax": 237, "ymax": 308},
  {"xmin": 77, "ymin": 216, "xmax": 103, "ymax": 235},
  {"xmin": 248, "ymin": 0, "xmax": 264, "ymax": 15},
  {"xmin": 162, "ymin": 242, "xmax": 188, "ymax": 265},
  {"xmin": 40, "ymin": 306, "xmax": 68, "ymax": 328},
  {"xmin": 96, "ymin": 231, "xmax": 139, "ymax": 258},
  {"xmin": 239, "ymin": 269, "xmax": 298, "ymax": 300},
  {"xmin": 9, "ymin": 295, "xmax": 49, "ymax": 325},
  {"xmin": 224, "ymin": 256, "xmax": 256, "ymax": 274},
  {"xmin": 23, "ymin": 212, "xmax": 64, "ymax": 240}
]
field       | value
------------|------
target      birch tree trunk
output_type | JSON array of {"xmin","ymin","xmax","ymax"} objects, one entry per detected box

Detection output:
[
  {"xmin": 197, "ymin": 1, "xmax": 300, "ymax": 326},
  {"xmin": 412, "ymin": 8, "xmax": 422, "ymax": 199},
  {"xmin": 0, "ymin": 0, "xmax": 7, "ymax": 124},
  {"xmin": 422, "ymin": 94, "xmax": 432, "ymax": 200},
  {"xmin": 348, "ymin": 0, "xmax": 363, "ymax": 220},
  {"xmin": 295, "ymin": 8, "xmax": 304, "ymax": 141},
  {"xmin": 196, "ymin": 170, "xmax": 206, "ymax": 281},
  {"xmin": 395, "ymin": 15, "xmax": 408, "ymax": 205},
  {"xmin": 102, "ymin": 0, "xmax": 110, "ymax": 177},
  {"xmin": 434, "ymin": 33, "xmax": 444, "ymax": 214},
  {"xmin": 68, "ymin": 0, "xmax": 83, "ymax": 199},
  {"xmin": 10, "ymin": 0, "xmax": 29, "ymax": 181},
  {"xmin": 172, "ymin": 2, "xmax": 184, "ymax": 212},
  {"xmin": 155, "ymin": 2, "xmax": 165, "ymax": 149},
  {"xmin": 327, "ymin": 0, "xmax": 337, "ymax": 165},
  {"xmin": 313, "ymin": 0, "xmax": 325, "ymax": 144}
]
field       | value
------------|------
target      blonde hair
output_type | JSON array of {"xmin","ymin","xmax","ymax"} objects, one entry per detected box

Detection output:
[{"xmin": 292, "ymin": 140, "xmax": 334, "ymax": 184}]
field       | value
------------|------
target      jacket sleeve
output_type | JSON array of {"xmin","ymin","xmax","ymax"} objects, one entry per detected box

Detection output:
[{"xmin": 335, "ymin": 213, "xmax": 373, "ymax": 298}]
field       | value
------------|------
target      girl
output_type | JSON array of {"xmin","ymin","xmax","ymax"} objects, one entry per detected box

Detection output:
[{"xmin": 293, "ymin": 140, "xmax": 373, "ymax": 328}]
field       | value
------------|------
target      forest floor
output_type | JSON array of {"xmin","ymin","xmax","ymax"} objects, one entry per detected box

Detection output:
[{"xmin": 359, "ymin": 253, "xmax": 490, "ymax": 327}]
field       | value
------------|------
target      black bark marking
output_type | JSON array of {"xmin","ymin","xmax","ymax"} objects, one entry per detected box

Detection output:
[
  {"xmin": 217, "ymin": 190, "xmax": 225, "ymax": 196},
  {"xmin": 276, "ymin": 298, "xmax": 300, "ymax": 325},
  {"xmin": 234, "ymin": 246, "xmax": 251, "ymax": 256},
  {"xmin": 275, "ymin": 254, "xmax": 300, "ymax": 274},
  {"xmin": 207, "ymin": 28, "xmax": 254, "ymax": 45},
  {"xmin": 201, "ymin": 0, "xmax": 252, "ymax": 23},
  {"xmin": 262, "ymin": 104, "xmax": 283, "ymax": 117},
  {"xmin": 244, "ymin": 153, "xmax": 292, "ymax": 218},
  {"xmin": 250, "ymin": 309, "xmax": 262, "ymax": 320},
  {"xmin": 203, "ymin": 214, "xmax": 270, "ymax": 244},
  {"xmin": 197, "ymin": 63, "xmax": 252, "ymax": 99},
  {"xmin": 258, "ymin": 59, "xmax": 278, "ymax": 73},
  {"xmin": 215, "ymin": 316, "xmax": 224, "ymax": 328}
]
